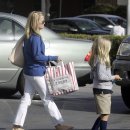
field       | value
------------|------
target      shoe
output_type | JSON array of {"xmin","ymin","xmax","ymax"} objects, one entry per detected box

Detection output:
[
  {"xmin": 12, "ymin": 127, "xmax": 24, "ymax": 130},
  {"xmin": 55, "ymin": 124, "xmax": 74, "ymax": 130}
]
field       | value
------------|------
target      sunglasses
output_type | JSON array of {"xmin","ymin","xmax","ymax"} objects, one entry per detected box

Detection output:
[{"xmin": 41, "ymin": 20, "xmax": 45, "ymax": 24}]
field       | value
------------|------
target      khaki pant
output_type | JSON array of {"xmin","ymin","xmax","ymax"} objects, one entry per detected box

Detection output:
[{"xmin": 94, "ymin": 94, "xmax": 111, "ymax": 114}]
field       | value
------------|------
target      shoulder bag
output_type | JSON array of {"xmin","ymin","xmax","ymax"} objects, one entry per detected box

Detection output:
[{"xmin": 8, "ymin": 35, "xmax": 25, "ymax": 68}]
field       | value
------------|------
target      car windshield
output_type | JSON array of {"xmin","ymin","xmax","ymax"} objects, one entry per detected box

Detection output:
[
  {"xmin": 107, "ymin": 17, "xmax": 127, "ymax": 28},
  {"xmin": 117, "ymin": 43, "xmax": 130, "ymax": 56},
  {"xmin": 74, "ymin": 20, "xmax": 100, "ymax": 31}
]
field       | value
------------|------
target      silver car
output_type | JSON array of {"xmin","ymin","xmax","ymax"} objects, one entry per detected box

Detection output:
[{"xmin": 0, "ymin": 12, "xmax": 92, "ymax": 96}]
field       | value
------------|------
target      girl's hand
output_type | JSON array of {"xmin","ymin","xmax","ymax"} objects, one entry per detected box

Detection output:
[{"xmin": 114, "ymin": 75, "xmax": 122, "ymax": 80}]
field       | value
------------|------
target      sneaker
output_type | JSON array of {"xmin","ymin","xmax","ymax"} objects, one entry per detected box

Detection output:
[
  {"xmin": 55, "ymin": 124, "xmax": 74, "ymax": 130},
  {"xmin": 12, "ymin": 128, "xmax": 24, "ymax": 130}
]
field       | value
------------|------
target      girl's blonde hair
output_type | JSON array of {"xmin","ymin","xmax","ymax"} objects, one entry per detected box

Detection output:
[
  {"xmin": 89, "ymin": 37, "xmax": 111, "ymax": 67},
  {"xmin": 25, "ymin": 11, "xmax": 44, "ymax": 39}
]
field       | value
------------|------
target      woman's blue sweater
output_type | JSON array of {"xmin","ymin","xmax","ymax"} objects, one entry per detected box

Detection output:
[{"xmin": 23, "ymin": 33, "xmax": 58, "ymax": 76}]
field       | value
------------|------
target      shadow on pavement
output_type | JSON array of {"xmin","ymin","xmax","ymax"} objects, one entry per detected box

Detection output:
[
  {"xmin": 28, "ymin": 129, "xmax": 130, "ymax": 130},
  {"xmin": 34, "ymin": 95, "xmax": 130, "ymax": 114},
  {"xmin": 0, "ymin": 90, "xmax": 130, "ymax": 114}
]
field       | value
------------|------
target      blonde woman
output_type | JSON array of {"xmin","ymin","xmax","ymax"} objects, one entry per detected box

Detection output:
[
  {"xmin": 89, "ymin": 37, "xmax": 121, "ymax": 130},
  {"xmin": 12, "ymin": 11, "xmax": 73, "ymax": 130}
]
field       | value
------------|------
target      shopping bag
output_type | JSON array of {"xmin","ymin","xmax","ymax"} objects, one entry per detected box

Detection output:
[
  {"xmin": 45, "ymin": 61, "xmax": 79, "ymax": 96},
  {"xmin": 8, "ymin": 35, "xmax": 25, "ymax": 68}
]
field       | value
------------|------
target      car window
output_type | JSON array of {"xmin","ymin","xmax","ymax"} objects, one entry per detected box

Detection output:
[
  {"xmin": 81, "ymin": 16, "xmax": 94, "ymax": 21},
  {"xmin": 108, "ymin": 17, "xmax": 126, "ymax": 28},
  {"xmin": 117, "ymin": 43, "xmax": 130, "ymax": 56},
  {"xmin": 74, "ymin": 20, "xmax": 100, "ymax": 31},
  {"xmin": 94, "ymin": 17, "xmax": 111, "ymax": 27},
  {"xmin": 14, "ymin": 23, "xmax": 24, "ymax": 40},
  {"xmin": 0, "ymin": 19, "xmax": 14, "ymax": 41},
  {"xmin": 47, "ymin": 21, "xmax": 71, "ymax": 32}
]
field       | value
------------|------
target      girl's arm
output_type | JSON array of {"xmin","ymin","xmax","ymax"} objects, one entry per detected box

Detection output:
[{"xmin": 96, "ymin": 63, "xmax": 115, "ymax": 81}]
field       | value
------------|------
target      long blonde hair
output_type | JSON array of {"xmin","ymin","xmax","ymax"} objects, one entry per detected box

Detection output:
[
  {"xmin": 89, "ymin": 37, "xmax": 111, "ymax": 68},
  {"xmin": 25, "ymin": 11, "xmax": 44, "ymax": 39}
]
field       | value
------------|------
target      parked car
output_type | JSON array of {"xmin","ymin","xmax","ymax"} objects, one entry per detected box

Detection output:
[
  {"xmin": 0, "ymin": 12, "xmax": 93, "ymax": 96},
  {"xmin": 76, "ymin": 14, "xmax": 127, "ymax": 31},
  {"xmin": 112, "ymin": 36, "xmax": 130, "ymax": 109},
  {"xmin": 45, "ymin": 17, "xmax": 110, "ymax": 35}
]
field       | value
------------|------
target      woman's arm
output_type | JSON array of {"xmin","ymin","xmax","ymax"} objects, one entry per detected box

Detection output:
[{"xmin": 31, "ymin": 36, "xmax": 58, "ymax": 63}]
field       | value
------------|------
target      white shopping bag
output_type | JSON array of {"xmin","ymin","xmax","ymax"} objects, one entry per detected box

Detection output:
[{"xmin": 45, "ymin": 61, "xmax": 79, "ymax": 96}]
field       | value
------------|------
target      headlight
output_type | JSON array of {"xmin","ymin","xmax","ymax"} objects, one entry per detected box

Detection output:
[{"xmin": 117, "ymin": 43, "xmax": 130, "ymax": 56}]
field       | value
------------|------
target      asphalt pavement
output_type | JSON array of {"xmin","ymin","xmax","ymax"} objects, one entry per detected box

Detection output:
[{"xmin": 0, "ymin": 84, "xmax": 130, "ymax": 130}]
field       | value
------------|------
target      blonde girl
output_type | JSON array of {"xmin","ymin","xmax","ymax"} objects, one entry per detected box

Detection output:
[{"xmin": 89, "ymin": 37, "xmax": 121, "ymax": 130}]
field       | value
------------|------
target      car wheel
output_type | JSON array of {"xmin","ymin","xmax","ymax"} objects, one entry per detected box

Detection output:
[
  {"xmin": 17, "ymin": 71, "xmax": 24, "ymax": 96},
  {"xmin": 78, "ymin": 73, "xmax": 93, "ymax": 86},
  {"xmin": 0, "ymin": 88, "xmax": 17, "ymax": 97},
  {"xmin": 121, "ymin": 85, "xmax": 130, "ymax": 109}
]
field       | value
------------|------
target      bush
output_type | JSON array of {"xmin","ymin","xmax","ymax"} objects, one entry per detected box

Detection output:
[
  {"xmin": 83, "ymin": 4, "xmax": 116, "ymax": 14},
  {"xmin": 115, "ymin": 6, "xmax": 127, "ymax": 19},
  {"xmin": 82, "ymin": 5, "xmax": 126, "ymax": 19}
]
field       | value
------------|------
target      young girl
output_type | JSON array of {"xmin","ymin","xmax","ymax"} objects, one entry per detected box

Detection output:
[{"xmin": 89, "ymin": 37, "xmax": 121, "ymax": 130}]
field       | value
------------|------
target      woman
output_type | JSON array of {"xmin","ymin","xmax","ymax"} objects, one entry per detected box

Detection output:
[
  {"xmin": 89, "ymin": 37, "xmax": 121, "ymax": 130},
  {"xmin": 12, "ymin": 11, "xmax": 73, "ymax": 130}
]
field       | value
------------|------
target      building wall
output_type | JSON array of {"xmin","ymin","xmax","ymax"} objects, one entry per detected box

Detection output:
[
  {"xmin": 96, "ymin": 0, "xmax": 117, "ymax": 5},
  {"xmin": 49, "ymin": 0, "xmax": 95, "ymax": 18},
  {"xmin": 0, "ymin": 0, "xmax": 41, "ymax": 16},
  {"xmin": 117, "ymin": 0, "xmax": 127, "ymax": 5},
  {"xmin": 0, "ymin": 0, "xmax": 126, "ymax": 19}
]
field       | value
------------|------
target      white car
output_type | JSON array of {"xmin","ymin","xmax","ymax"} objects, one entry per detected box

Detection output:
[{"xmin": 0, "ymin": 12, "xmax": 92, "ymax": 96}]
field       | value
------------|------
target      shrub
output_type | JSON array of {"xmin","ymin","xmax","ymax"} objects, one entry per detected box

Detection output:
[
  {"xmin": 82, "ymin": 5, "xmax": 126, "ymax": 19},
  {"xmin": 83, "ymin": 4, "xmax": 116, "ymax": 14},
  {"xmin": 115, "ymin": 6, "xmax": 127, "ymax": 19}
]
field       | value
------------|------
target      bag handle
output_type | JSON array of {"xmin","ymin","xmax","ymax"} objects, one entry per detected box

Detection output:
[{"xmin": 48, "ymin": 61, "xmax": 64, "ymax": 67}]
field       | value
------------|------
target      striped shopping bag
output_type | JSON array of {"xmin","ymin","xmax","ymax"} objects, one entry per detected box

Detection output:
[{"xmin": 45, "ymin": 62, "xmax": 79, "ymax": 96}]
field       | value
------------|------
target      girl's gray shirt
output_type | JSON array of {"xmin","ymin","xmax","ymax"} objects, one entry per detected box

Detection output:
[{"xmin": 93, "ymin": 59, "xmax": 115, "ymax": 90}]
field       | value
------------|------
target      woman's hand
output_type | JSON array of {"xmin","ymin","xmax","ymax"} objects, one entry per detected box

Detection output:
[{"xmin": 57, "ymin": 57, "xmax": 62, "ymax": 63}]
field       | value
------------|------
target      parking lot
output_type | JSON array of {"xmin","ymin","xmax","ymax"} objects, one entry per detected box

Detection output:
[{"xmin": 0, "ymin": 84, "xmax": 130, "ymax": 130}]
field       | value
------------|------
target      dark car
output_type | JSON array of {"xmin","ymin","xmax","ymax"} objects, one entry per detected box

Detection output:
[
  {"xmin": 112, "ymin": 36, "xmax": 130, "ymax": 109},
  {"xmin": 76, "ymin": 14, "xmax": 127, "ymax": 31},
  {"xmin": 46, "ymin": 17, "xmax": 110, "ymax": 35}
]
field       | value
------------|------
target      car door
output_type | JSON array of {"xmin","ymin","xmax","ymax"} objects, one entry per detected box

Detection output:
[
  {"xmin": 47, "ymin": 20, "xmax": 71, "ymax": 33},
  {"xmin": 45, "ymin": 38, "xmax": 92, "ymax": 78},
  {"xmin": 0, "ymin": 17, "xmax": 24, "ymax": 83}
]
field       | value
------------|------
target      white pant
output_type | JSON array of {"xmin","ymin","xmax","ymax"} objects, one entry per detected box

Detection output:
[{"xmin": 13, "ymin": 74, "xmax": 64, "ymax": 127}]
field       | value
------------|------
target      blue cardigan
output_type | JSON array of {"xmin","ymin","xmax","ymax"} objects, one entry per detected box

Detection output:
[{"xmin": 23, "ymin": 33, "xmax": 58, "ymax": 76}]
